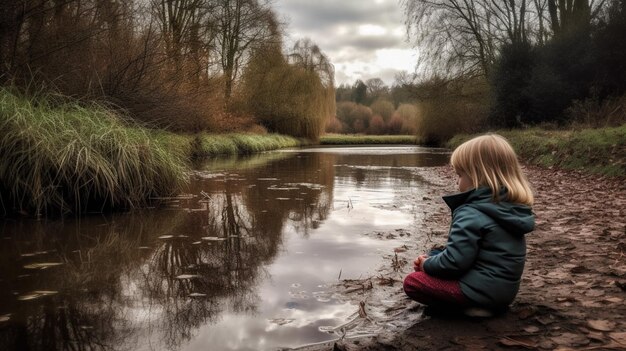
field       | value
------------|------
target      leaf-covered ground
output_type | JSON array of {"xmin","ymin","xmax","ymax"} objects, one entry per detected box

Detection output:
[{"xmin": 304, "ymin": 165, "xmax": 626, "ymax": 351}]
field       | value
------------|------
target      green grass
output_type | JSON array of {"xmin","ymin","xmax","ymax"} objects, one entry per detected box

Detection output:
[
  {"xmin": 0, "ymin": 88, "xmax": 188, "ymax": 215},
  {"xmin": 190, "ymin": 133, "xmax": 302, "ymax": 157},
  {"xmin": 320, "ymin": 134, "xmax": 420, "ymax": 145},
  {"xmin": 447, "ymin": 126, "xmax": 626, "ymax": 177}
]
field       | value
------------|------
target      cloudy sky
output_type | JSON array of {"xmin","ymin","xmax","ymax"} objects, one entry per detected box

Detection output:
[{"xmin": 274, "ymin": 0, "xmax": 418, "ymax": 87}]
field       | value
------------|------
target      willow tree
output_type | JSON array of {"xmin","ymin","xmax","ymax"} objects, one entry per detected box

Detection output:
[{"xmin": 241, "ymin": 39, "xmax": 335, "ymax": 141}]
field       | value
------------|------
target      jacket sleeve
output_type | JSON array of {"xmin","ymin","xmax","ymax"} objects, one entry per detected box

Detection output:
[{"xmin": 423, "ymin": 206, "xmax": 483, "ymax": 279}]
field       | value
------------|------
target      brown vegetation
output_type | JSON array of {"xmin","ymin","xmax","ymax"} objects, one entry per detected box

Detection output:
[{"xmin": 0, "ymin": 0, "xmax": 334, "ymax": 139}]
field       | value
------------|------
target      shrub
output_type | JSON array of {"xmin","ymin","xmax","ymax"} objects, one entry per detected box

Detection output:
[
  {"xmin": 348, "ymin": 104, "xmax": 373, "ymax": 133},
  {"xmin": 325, "ymin": 116, "xmax": 343, "ymax": 133},
  {"xmin": 368, "ymin": 115, "xmax": 385, "ymax": 134},
  {"xmin": 395, "ymin": 103, "xmax": 420, "ymax": 135},
  {"xmin": 370, "ymin": 99, "xmax": 395, "ymax": 122},
  {"xmin": 387, "ymin": 115, "xmax": 404, "ymax": 134},
  {"xmin": 415, "ymin": 76, "xmax": 489, "ymax": 145}
]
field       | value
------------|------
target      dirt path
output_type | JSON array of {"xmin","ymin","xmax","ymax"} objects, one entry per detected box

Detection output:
[{"xmin": 300, "ymin": 165, "xmax": 626, "ymax": 351}]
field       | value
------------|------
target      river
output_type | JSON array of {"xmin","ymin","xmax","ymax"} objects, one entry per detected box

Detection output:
[{"xmin": 0, "ymin": 146, "xmax": 448, "ymax": 351}]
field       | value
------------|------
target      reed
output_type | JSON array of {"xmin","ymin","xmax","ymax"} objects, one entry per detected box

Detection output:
[{"xmin": 0, "ymin": 88, "xmax": 187, "ymax": 215}]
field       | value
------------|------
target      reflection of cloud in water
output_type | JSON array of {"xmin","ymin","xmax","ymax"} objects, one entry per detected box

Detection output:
[{"xmin": 183, "ymin": 301, "xmax": 354, "ymax": 351}]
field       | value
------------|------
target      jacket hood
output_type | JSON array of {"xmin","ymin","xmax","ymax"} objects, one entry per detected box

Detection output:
[{"xmin": 443, "ymin": 187, "xmax": 535, "ymax": 236}]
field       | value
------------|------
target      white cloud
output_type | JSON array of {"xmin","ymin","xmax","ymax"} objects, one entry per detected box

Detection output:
[{"xmin": 274, "ymin": 0, "xmax": 417, "ymax": 86}]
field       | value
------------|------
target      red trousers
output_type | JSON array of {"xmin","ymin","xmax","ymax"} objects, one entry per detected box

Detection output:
[{"xmin": 403, "ymin": 271, "xmax": 468, "ymax": 306}]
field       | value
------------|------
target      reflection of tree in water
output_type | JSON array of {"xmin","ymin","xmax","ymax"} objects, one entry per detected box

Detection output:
[
  {"xmin": 244, "ymin": 152, "xmax": 335, "ymax": 238},
  {"xmin": 0, "ymin": 212, "xmax": 184, "ymax": 351},
  {"xmin": 334, "ymin": 153, "xmax": 448, "ymax": 188},
  {"xmin": 0, "ymin": 152, "xmax": 338, "ymax": 351}
]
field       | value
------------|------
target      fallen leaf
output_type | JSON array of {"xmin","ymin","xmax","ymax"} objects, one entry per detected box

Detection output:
[
  {"xmin": 603, "ymin": 297, "xmax": 623, "ymax": 304},
  {"xmin": 517, "ymin": 306, "xmax": 537, "ymax": 319},
  {"xmin": 587, "ymin": 319, "xmax": 616, "ymax": 332},
  {"xmin": 609, "ymin": 332, "xmax": 626, "ymax": 345},
  {"xmin": 499, "ymin": 337, "xmax": 537, "ymax": 349},
  {"xmin": 524, "ymin": 325, "xmax": 540, "ymax": 333},
  {"xmin": 551, "ymin": 333, "xmax": 590, "ymax": 347},
  {"xmin": 584, "ymin": 289, "xmax": 605, "ymax": 297}
]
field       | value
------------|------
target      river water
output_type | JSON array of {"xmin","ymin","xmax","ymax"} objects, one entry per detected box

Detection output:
[{"xmin": 0, "ymin": 146, "xmax": 448, "ymax": 351}]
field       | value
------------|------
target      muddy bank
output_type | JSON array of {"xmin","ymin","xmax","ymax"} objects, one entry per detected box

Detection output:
[{"xmin": 294, "ymin": 165, "xmax": 626, "ymax": 351}]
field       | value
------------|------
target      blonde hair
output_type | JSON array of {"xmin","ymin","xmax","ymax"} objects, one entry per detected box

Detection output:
[{"xmin": 451, "ymin": 134, "xmax": 534, "ymax": 206}]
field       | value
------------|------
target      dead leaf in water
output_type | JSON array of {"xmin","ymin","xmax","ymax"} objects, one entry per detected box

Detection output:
[{"xmin": 587, "ymin": 319, "xmax": 615, "ymax": 332}]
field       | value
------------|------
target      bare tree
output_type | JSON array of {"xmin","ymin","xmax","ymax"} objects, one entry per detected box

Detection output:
[
  {"xmin": 209, "ymin": 0, "xmax": 279, "ymax": 99},
  {"xmin": 546, "ymin": 0, "xmax": 607, "ymax": 34}
]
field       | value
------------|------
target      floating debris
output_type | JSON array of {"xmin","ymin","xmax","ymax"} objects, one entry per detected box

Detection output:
[
  {"xmin": 268, "ymin": 318, "xmax": 295, "ymax": 326},
  {"xmin": 257, "ymin": 178, "xmax": 278, "ymax": 181},
  {"xmin": 201, "ymin": 237, "xmax": 226, "ymax": 241},
  {"xmin": 0, "ymin": 314, "xmax": 10, "ymax": 323},
  {"xmin": 158, "ymin": 235, "xmax": 174, "ymax": 240},
  {"xmin": 23, "ymin": 263, "xmax": 63, "ymax": 270},
  {"xmin": 20, "ymin": 251, "xmax": 49, "ymax": 258},
  {"xmin": 175, "ymin": 274, "xmax": 200, "ymax": 280},
  {"xmin": 189, "ymin": 293, "xmax": 207, "ymax": 298},
  {"xmin": 17, "ymin": 291, "xmax": 58, "ymax": 301}
]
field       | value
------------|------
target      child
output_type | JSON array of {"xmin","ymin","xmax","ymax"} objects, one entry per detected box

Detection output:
[{"xmin": 403, "ymin": 134, "xmax": 535, "ymax": 317}]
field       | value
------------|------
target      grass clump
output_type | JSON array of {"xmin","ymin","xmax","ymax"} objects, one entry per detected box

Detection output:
[
  {"xmin": 0, "ymin": 88, "xmax": 187, "ymax": 216},
  {"xmin": 191, "ymin": 133, "xmax": 301, "ymax": 157},
  {"xmin": 320, "ymin": 134, "xmax": 420, "ymax": 145},
  {"xmin": 447, "ymin": 126, "xmax": 626, "ymax": 177}
]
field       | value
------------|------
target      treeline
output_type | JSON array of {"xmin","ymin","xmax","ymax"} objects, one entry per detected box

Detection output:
[
  {"xmin": 329, "ymin": 77, "xmax": 420, "ymax": 135},
  {"xmin": 399, "ymin": 0, "xmax": 626, "ymax": 144},
  {"xmin": 0, "ymin": 0, "xmax": 334, "ymax": 140}
]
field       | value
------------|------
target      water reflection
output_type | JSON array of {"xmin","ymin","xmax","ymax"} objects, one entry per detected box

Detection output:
[{"xmin": 0, "ymin": 146, "xmax": 448, "ymax": 351}]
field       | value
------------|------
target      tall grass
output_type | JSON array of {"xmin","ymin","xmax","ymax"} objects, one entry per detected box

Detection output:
[{"xmin": 0, "ymin": 88, "xmax": 187, "ymax": 216}]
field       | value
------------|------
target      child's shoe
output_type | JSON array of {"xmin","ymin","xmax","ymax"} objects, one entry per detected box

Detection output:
[{"xmin": 463, "ymin": 307, "xmax": 494, "ymax": 318}]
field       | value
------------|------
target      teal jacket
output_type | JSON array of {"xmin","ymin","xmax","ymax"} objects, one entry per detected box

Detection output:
[{"xmin": 422, "ymin": 187, "xmax": 535, "ymax": 308}]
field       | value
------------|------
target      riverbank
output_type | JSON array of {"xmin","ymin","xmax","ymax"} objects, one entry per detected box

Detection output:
[
  {"xmin": 447, "ymin": 126, "xmax": 626, "ymax": 177},
  {"xmin": 305, "ymin": 165, "xmax": 626, "ymax": 351},
  {"xmin": 0, "ymin": 89, "xmax": 302, "ymax": 215},
  {"xmin": 320, "ymin": 134, "xmax": 419, "ymax": 145}
]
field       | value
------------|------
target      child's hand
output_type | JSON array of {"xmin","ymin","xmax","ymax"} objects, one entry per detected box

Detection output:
[{"xmin": 413, "ymin": 254, "xmax": 429, "ymax": 272}]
